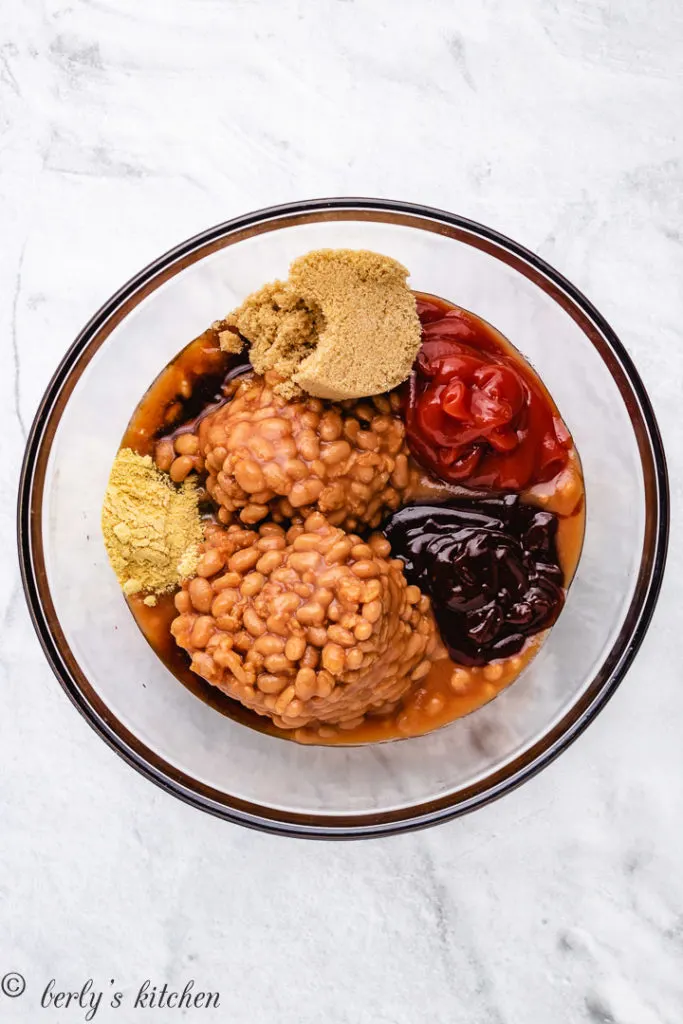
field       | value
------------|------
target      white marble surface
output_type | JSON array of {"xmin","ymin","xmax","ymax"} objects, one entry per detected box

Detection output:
[{"xmin": 2, "ymin": 1, "xmax": 682, "ymax": 1021}]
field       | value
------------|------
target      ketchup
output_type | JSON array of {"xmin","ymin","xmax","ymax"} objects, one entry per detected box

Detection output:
[{"xmin": 406, "ymin": 297, "xmax": 570, "ymax": 490}]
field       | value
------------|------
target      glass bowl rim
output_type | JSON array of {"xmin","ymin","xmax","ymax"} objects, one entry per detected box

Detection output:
[{"xmin": 17, "ymin": 197, "xmax": 670, "ymax": 840}]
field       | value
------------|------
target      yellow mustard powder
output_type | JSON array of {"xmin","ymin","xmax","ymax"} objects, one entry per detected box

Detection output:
[{"xmin": 102, "ymin": 448, "xmax": 203, "ymax": 597}]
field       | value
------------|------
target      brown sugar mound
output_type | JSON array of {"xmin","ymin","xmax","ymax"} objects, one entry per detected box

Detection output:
[
  {"xmin": 220, "ymin": 282, "xmax": 321, "ymax": 394},
  {"xmin": 171, "ymin": 514, "xmax": 437, "ymax": 731},
  {"xmin": 223, "ymin": 249, "xmax": 422, "ymax": 401}
]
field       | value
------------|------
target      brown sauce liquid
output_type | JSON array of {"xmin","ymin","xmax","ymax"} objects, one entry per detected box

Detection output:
[
  {"xmin": 121, "ymin": 296, "xmax": 585, "ymax": 746},
  {"xmin": 121, "ymin": 326, "xmax": 236, "ymax": 455}
]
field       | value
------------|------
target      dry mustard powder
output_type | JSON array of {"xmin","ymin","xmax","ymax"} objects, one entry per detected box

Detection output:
[{"xmin": 102, "ymin": 448, "xmax": 203, "ymax": 597}]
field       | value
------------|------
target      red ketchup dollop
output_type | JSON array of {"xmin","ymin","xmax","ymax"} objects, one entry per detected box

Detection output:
[{"xmin": 406, "ymin": 298, "xmax": 571, "ymax": 490}]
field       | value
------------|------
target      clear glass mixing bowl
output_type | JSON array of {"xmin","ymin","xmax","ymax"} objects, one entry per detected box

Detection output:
[{"xmin": 18, "ymin": 199, "xmax": 669, "ymax": 838}]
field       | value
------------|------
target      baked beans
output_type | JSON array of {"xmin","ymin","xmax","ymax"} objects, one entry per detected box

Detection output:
[
  {"xmin": 193, "ymin": 373, "xmax": 410, "ymax": 530},
  {"xmin": 171, "ymin": 512, "xmax": 437, "ymax": 730}
]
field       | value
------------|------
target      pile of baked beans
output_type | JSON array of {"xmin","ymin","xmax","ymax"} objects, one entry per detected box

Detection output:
[
  {"xmin": 160, "ymin": 372, "xmax": 411, "ymax": 531},
  {"xmin": 153, "ymin": 371, "xmax": 439, "ymax": 732},
  {"xmin": 171, "ymin": 513, "xmax": 437, "ymax": 731}
]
